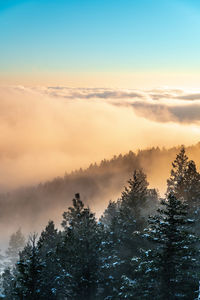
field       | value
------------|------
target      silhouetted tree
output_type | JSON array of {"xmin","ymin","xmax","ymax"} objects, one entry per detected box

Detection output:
[{"xmin": 167, "ymin": 146, "xmax": 189, "ymax": 198}]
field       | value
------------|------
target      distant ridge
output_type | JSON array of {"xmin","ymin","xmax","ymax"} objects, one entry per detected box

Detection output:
[{"xmin": 0, "ymin": 142, "xmax": 200, "ymax": 241}]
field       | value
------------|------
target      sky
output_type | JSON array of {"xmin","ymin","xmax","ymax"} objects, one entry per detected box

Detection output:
[
  {"xmin": 0, "ymin": 0, "xmax": 200, "ymax": 189},
  {"xmin": 1, "ymin": 0, "xmax": 200, "ymax": 87}
]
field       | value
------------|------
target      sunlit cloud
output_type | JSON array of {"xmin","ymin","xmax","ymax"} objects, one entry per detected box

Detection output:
[
  {"xmin": 21, "ymin": 85, "xmax": 200, "ymax": 125},
  {"xmin": 129, "ymin": 102, "xmax": 200, "ymax": 124},
  {"xmin": 0, "ymin": 85, "xmax": 199, "ymax": 190}
]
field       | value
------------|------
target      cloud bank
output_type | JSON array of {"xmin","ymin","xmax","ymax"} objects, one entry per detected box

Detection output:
[
  {"xmin": 0, "ymin": 85, "xmax": 199, "ymax": 190},
  {"xmin": 16, "ymin": 85, "xmax": 200, "ymax": 124},
  {"xmin": 129, "ymin": 102, "xmax": 200, "ymax": 124}
]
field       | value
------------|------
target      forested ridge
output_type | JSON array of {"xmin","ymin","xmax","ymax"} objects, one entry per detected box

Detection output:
[
  {"xmin": 1, "ymin": 142, "xmax": 200, "ymax": 240},
  {"xmin": 1, "ymin": 146, "xmax": 200, "ymax": 299}
]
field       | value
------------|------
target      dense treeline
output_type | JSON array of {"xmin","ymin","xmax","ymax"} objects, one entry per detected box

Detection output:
[
  {"xmin": 1, "ymin": 146, "xmax": 200, "ymax": 299},
  {"xmin": 1, "ymin": 143, "xmax": 200, "ymax": 241}
]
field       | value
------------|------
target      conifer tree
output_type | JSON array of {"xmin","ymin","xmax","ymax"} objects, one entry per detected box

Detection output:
[
  {"xmin": 1, "ymin": 268, "xmax": 16, "ymax": 300},
  {"xmin": 167, "ymin": 148, "xmax": 200, "ymax": 230},
  {"xmin": 120, "ymin": 193, "xmax": 199, "ymax": 300},
  {"xmin": 59, "ymin": 193, "xmax": 102, "ymax": 300},
  {"xmin": 117, "ymin": 170, "xmax": 150, "ymax": 254},
  {"xmin": 167, "ymin": 146, "xmax": 189, "ymax": 199},
  {"xmin": 6, "ymin": 229, "xmax": 25, "ymax": 266},
  {"xmin": 99, "ymin": 200, "xmax": 120, "ymax": 229},
  {"xmin": 99, "ymin": 170, "xmax": 152, "ymax": 299},
  {"xmin": 37, "ymin": 221, "xmax": 63, "ymax": 299},
  {"xmin": 14, "ymin": 233, "xmax": 43, "ymax": 300},
  {"xmin": 121, "ymin": 169, "xmax": 149, "ymax": 213},
  {"xmin": 183, "ymin": 160, "xmax": 200, "ymax": 205}
]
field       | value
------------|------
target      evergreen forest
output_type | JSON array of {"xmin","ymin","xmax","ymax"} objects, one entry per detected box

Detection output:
[{"xmin": 1, "ymin": 147, "xmax": 200, "ymax": 299}]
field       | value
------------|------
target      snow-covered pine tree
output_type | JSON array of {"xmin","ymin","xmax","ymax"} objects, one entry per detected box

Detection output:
[
  {"xmin": 121, "ymin": 169, "xmax": 149, "ymax": 214},
  {"xmin": 13, "ymin": 233, "xmax": 43, "ymax": 300},
  {"xmin": 37, "ymin": 220, "xmax": 63, "ymax": 299},
  {"xmin": 117, "ymin": 170, "xmax": 151, "ymax": 257},
  {"xmin": 167, "ymin": 148, "xmax": 200, "ymax": 233},
  {"xmin": 1, "ymin": 268, "xmax": 16, "ymax": 300},
  {"xmin": 0, "ymin": 267, "xmax": 20, "ymax": 300},
  {"xmin": 167, "ymin": 147, "xmax": 200, "ymax": 206},
  {"xmin": 98, "ymin": 170, "xmax": 155, "ymax": 299},
  {"xmin": 167, "ymin": 147, "xmax": 200, "ymax": 205},
  {"xmin": 120, "ymin": 193, "xmax": 199, "ymax": 300},
  {"xmin": 59, "ymin": 193, "xmax": 103, "ymax": 300}
]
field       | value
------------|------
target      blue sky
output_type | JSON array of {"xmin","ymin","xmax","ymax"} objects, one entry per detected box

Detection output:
[{"xmin": 0, "ymin": 0, "xmax": 200, "ymax": 85}]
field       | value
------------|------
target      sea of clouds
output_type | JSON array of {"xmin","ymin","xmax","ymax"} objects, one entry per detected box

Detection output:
[{"xmin": 0, "ymin": 85, "xmax": 199, "ymax": 190}]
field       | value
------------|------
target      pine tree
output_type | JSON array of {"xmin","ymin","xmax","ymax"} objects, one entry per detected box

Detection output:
[
  {"xmin": 120, "ymin": 193, "xmax": 199, "ymax": 300},
  {"xmin": 167, "ymin": 146, "xmax": 189, "ymax": 199},
  {"xmin": 59, "ymin": 193, "xmax": 103, "ymax": 300},
  {"xmin": 37, "ymin": 221, "xmax": 63, "ymax": 299},
  {"xmin": 167, "ymin": 148, "xmax": 200, "ymax": 231},
  {"xmin": 99, "ymin": 200, "xmax": 120, "ymax": 229},
  {"xmin": 6, "ymin": 229, "xmax": 25, "ymax": 266},
  {"xmin": 14, "ymin": 233, "xmax": 43, "ymax": 300},
  {"xmin": 167, "ymin": 147, "xmax": 200, "ymax": 206},
  {"xmin": 183, "ymin": 160, "xmax": 200, "ymax": 206},
  {"xmin": 121, "ymin": 169, "xmax": 149, "ymax": 215},
  {"xmin": 98, "ymin": 170, "xmax": 153, "ymax": 299},
  {"xmin": 1, "ymin": 268, "xmax": 16, "ymax": 300},
  {"xmin": 118, "ymin": 170, "xmax": 150, "ymax": 255}
]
